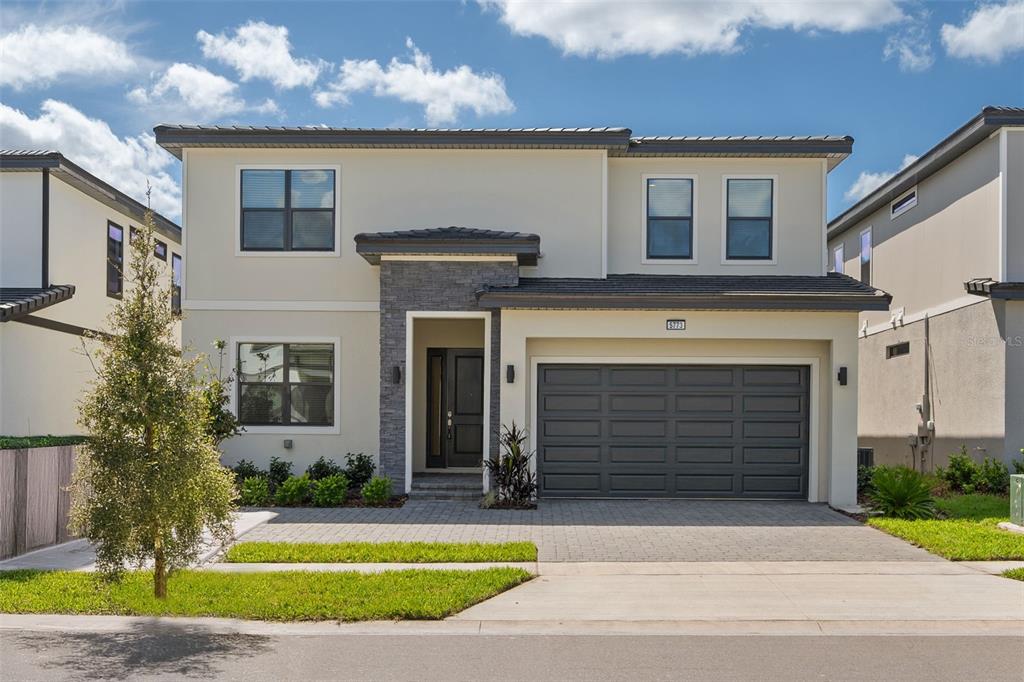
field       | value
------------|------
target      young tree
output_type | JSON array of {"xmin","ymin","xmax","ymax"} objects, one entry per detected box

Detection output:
[{"xmin": 71, "ymin": 208, "xmax": 236, "ymax": 598}]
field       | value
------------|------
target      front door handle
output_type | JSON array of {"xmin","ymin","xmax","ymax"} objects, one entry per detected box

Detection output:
[{"xmin": 447, "ymin": 411, "xmax": 453, "ymax": 440}]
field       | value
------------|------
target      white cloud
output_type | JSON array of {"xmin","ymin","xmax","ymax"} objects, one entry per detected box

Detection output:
[
  {"xmin": 941, "ymin": 0, "xmax": 1024, "ymax": 63},
  {"xmin": 844, "ymin": 154, "xmax": 919, "ymax": 202},
  {"xmin": 883, "ymin": 16, "xmax": 935, "ymax": 72},
  {"xmin": 128, "ymin": 63, "xmax": 278, "ymax": 119},
  {"xmin": 480, "ymin": 0, "xmax": 906, "ymax": 58},
  {"xmin": 197, "ymin": 21, "xmax": 327, "ymax": 89},
  {"xmin": 314, "ymin": 38, "xmax": 514, "ymax": 126},
  {"xmin": 0, "ymin": 23, "xmax": 139, "ymax": 89},
  {"xmin": 0, "ymin": 100, "xmax": 181, "ymax": 219}
]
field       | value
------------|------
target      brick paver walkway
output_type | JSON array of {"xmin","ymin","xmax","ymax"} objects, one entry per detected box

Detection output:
[{"xmin": 238, "ymin": 500, "xmax": 937, "ymax": 562}]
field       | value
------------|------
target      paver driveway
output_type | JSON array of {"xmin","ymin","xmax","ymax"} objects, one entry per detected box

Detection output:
[{"xmin": 238, "ymin": 500, "xmax": 937, "ymax": 562}]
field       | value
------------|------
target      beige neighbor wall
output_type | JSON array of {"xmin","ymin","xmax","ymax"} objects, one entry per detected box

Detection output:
[
  {"xmin": 0, "ymin": 172, "xmax": 43, "ymax": 287},
  {"xmin": 857, "ymin": 300, "xmax": 1009, "ymax": 468},
  {"xmin": 411, "ymin": 318, "xmax": 485, "ymax": 472},
  {"xmin": 1, "ymin": 177, "xmax": 180, "ymax": 436},
  {"xmin": 182, "ymin": 309, "xmax": 379, "ymax": 471},
  {"xmin": 182, "ymin": 147, "xmax": 606, "ymax": 307},
  {"xmin": 608, "ymin": 157, "xmax": 826, "ymax": 276},
  {"xmin": 499, "ymin": 310, "xmax": 860, "ymax": 506},
  {"xmin": 1007, "ymin": 130, "xmax": 1024, "ymax": 282},
  {"xmin": 1003, "ymin": 301, "xmax": 1024, "ymax": 463},
  {"xmin": 831, "ymin": 134, "xmax": 1001, "ymax": 330}
]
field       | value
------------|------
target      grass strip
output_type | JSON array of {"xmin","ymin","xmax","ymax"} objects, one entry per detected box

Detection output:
[
  {"xmin": 1002, "ymin": 568, "xmax": 1024, "ymax": 582},
  {"xmin": 0, "ymin": 435, "xmax": 88, "ymax": 449},
  {"xmin": 224, "ymin": 541, "xmax": 538, "ymax": 563},
  {"xmin": 868, "ymin": 518, "xmax": 1024, "ymax": 560},
  {"xmin": 0, "ymin": 568, "xmax": 530, "ymax": 621}
]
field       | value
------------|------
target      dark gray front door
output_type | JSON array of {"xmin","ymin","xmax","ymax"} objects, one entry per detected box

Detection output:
[
  {"xmin": 426, "ymin": 348, "xmax": 484, "ymax": 469},
  {"xmin": 536, "ymin": 364, "xmax": 809, "ymax": 499}
]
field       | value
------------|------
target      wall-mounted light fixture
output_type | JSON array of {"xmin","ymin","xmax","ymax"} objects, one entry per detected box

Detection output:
[
  {"xmin": 506, "ymin": 364, "xmax": 515, "ymax": 384},
  {"xmin": 283, "ymin": 439, "xmax": 293, "ymax": 450},
  {"xmin": 392, "ymin": 366, "xmax": 402, "ymax": 384},
  {"xmin": 837, "ymin": 366, "xmax": 848, "ymax": 386}
]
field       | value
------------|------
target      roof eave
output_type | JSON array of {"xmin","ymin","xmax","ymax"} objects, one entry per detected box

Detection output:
[
  {"xmin": 356, "ymin": 240, "xmax": 540, "ymax": 266},
  {"xmin": 475, "ymin": 292, "xmax": 891, "ymax": 312},
  {"xmin": 0, "ymin": 285, "xmax": 76, "ymax": 322}
]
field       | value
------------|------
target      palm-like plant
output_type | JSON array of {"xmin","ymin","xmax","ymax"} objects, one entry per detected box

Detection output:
[{"xmin": 868, "ymin": 466, "xmax": 936, "ymax": 519}]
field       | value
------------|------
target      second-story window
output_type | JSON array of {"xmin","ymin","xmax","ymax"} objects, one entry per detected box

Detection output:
[
  {"xmin": 106, "ymin": 222, "xmax": 123, "ymax": 298},
  {"xmin": 726, "ymin": 178, "xmax": 773, "ymax": 260},
  {"xmin": 860, "ymin": 228, "xmax": 872, "ymax": 285},
  {"xmin": 171, "ymin": 252, "xmax": 182, "ymax": 314},
  {"xmin": 155, "ymin": 240, "xmax": 167, "ymax": 261},
  {"xmin": 646, "ymin": 178, "xmax": 693, "ymax": 259},
  {"xmin": 832, "ymin": 244, "xmax": 844, "ymax": 274},
  {"xmin": 241, "ymin": 169, "xmax": 336, "ymax": 252}
]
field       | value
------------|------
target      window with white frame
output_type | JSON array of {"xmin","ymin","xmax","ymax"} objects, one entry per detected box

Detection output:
[
  {"xmin": 832, "ymin": 243, "xmax": 845, "ymax": 274},
  {"xmin": 240, "ymin": 169, "xmax": 336, "ymax": 251},
  {"xmin": 890, "ymin": 187, "xmax": 917, "ymax": 219},
  {"xmin": 860, "ymin": 228, "xmax": 872, "ymax": 285},
  {"xmin": 236, "ymin": 342, "xmax": 335, "ymax": 426},
  {"xmin": 726, "ymin": 178, "xmax": 773, "ymax": 260},
  {"xmin": 645, "ymin": 178, "xmax": 693, "ymax": 259}
]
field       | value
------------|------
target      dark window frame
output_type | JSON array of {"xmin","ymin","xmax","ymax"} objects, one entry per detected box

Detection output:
[
  {"xmin": 645, "ymin": 177, "xmax": 694, "ymax": 260},
  {"xmin": 154, "ymin": 239, "xmax": 167, "ymax": 261},
  {"xmin": 171, "ymin": 252, "xmax": 182, "ymax": 314},
  {"xmin": 106, "ymin": 221, "xmax": 124, "ymax": 299},
  {"xmin": 240, "ymin": 169, "xmax": 336, "ymax": 252},
  {"xmin": 860, "ymin": 228, "xmax": 872, "ymax": 285},
  {"xmin": 725, "ymin": 178, "xmax": 774, "ymax": 261},
  {"xmin": 236, "ymin": 342, "xmax": 335, "ymax": 427},
  {"xmin": 891, "ymin": 188, "xmax": 917, "ymax": 218},
  {"xmin": 886, "ymin": 341, "xmax": 910, "ymax": 359}
]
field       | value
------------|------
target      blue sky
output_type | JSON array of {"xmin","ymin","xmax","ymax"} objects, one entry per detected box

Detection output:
[{"xmin": 1, "ymin": 1, "xmax": 1021, "ymax": 221}]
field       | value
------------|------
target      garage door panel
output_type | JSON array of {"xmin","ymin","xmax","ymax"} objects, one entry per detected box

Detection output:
[{"xmin": 537, "ymin": 363, "xmax": 810, "ymax": 499}]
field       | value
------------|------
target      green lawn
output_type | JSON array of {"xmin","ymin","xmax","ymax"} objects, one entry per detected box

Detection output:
[
  {"xmin": 868, "ymin": 494, "xmax": 1024, "ymax": 561},
  {"xmin": 0, "ymin": 568, "xmax": 530, "ymax": 621},
  {"xmin": 1003, "ymin": 568, "xmax": 1024, "ymax": 581},
  {"xmin": 224, "ymin": 541, "xmax": 537, "ymax": 563},
  {"xmin": 0, "ymin": 435, "xmax": 88, "ymax": 449}
]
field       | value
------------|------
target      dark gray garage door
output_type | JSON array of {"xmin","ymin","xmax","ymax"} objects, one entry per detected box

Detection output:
[{"xmin": 537, "ymin": 364, "xmax": 809, "ymax": 499}]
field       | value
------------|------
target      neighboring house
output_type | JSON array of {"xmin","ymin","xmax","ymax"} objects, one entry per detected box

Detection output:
[
  {"xmin": 827, "ymin": 107, "xmax": 1024, "ymax": 470},
  {"xmin": 155, "ymin": 126, "xmax": 889, "ymax": 507},
  {"xmin": 0, "ymin": 151, "xmax": 183, "ymax": 436}
]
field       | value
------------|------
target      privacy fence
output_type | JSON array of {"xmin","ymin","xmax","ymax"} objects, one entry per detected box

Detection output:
[{"xmin": 0, "ymin": 445, "xmax": 77, "ymax": 559}]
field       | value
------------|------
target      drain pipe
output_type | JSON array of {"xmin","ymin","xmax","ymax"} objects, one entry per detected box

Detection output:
[{"xmin": 917, "ymin": 314, "xmax": 935, "ymax": 472}]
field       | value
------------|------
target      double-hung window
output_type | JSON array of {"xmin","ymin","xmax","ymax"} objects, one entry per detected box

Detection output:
[
  {"xmin": 237, "ymin": 342, "xmax": 335, "ymax": 426},
  {"xmin": 106, "ymin": 222, "xmax": 124, "ymax": 298},
  {"xmin": 645, "ymin": 178, "xmax": 694, "ymax": 259},
  {"xmin": 725, "ymin": 178, "xmax": 773, "ymax": 260},
  {"xmin": 832, "ymin": 244, "xmax": 845, "ymax": 274},
  {"xmin": 240, "ymin": 169, "xmax": 336, "ymax": 251},
  {"xmin": 171, "ymin": 253, "xmax": 182, "ymax": 314},
  {"xmin": 860, "ymin": 228, "xmax": 873, "ymax": 285}
]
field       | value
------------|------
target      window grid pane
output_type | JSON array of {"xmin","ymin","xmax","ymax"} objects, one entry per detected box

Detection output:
[
  {"xmin": 241, "ymin": 170, "xmax": 285, "ymax": 208},
  {"xmin": 291, "ymin": 170, "xmax": 335, "ymax": 208},
  {"xmin": 647, "ymin": 218, "xmax": 692, "ymax": 259},
  {"xmin": 647, "ymin": 178, "xmax": 692, "ymax": 218},
  {"xmin": 242, "ymin": 211, "xmax": 286, "ymax": 250},
  {"xmin": 727, "ymin": 179, "xmax": 773, "ymax": 218}
]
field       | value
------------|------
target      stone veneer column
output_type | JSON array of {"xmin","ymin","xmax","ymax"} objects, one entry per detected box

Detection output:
[{"xmin": 378, "ymin": 260, "xmax": 518, "ymax": 492}]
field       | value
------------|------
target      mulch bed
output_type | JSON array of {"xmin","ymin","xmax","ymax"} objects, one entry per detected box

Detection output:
[{"xmin": 481, "ymin": 501, "xmax": 537, "ymax": 510}]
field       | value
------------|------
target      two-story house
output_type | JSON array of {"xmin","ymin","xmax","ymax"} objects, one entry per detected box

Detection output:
[
  {"xmin": 0, "ymin": 151, "xmax": 182, "ymax": 437},
  {"xmin": 827, "ymin": 107, "xmax": 1023, "ymax": 470},
  {"xmin": 155, "ymin": 126, "xmax": 889, "ymax": 507}
]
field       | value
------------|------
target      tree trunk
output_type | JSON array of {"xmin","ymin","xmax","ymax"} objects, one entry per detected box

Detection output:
[{"xmin": 153, "ymin": 533, "xmax": 167, "ymax": 599}]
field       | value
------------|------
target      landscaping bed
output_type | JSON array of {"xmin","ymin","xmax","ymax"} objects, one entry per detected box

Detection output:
[
  {"xmin": 0, "ymin": 568, "xmax": 530, "ymax": 621},
  {"xmin": 224, "ymin": 541, "xmax": 538, "ymax": 563}
]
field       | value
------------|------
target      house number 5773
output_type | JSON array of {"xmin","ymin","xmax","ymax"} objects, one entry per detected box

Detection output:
[{"xmin": 666, "ymin": 319, "xmax": 686, "ymax": 331}]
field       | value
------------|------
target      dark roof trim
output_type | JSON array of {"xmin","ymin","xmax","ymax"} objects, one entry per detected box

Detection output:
[
  {"xmin": 153, "ymin": 126, "xmax": 852, "ymax": 166},
  {"xmin": 476, "ymin": 292, "xmax": 890, "ymax": 312},
  {"xmin": 0, "ymin": 151, "xmax": 181, "ymax": 242},
  {"xmin": 0, "ymin": 285, "xmax": 76, "ymax": 322},
  {"xmin": 355, "ymin": 227, "xmax": 541, "ymax": 265},
  {"xmin": 828, "ymin": 106, "xmax": 1024, "ymax": 240},
  {"xmin": 965, "ymin": 278, "xmax": 1024, "ymax": 300}
]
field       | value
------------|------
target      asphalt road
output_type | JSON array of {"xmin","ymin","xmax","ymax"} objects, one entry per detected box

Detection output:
[{"xmin": 2, "ymin": 630, "xmax": 1022, "ymax": 681}]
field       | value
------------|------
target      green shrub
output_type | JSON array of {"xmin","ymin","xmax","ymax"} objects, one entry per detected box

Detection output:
[
  {"xmin": 361, "ymin": 476, "xmax": 392, "ymax": 506},
  {"xmin": 345, "ymin": 453, "xmax": 376, "ymax": 489},
  {"xmin": 275, "ymin": 474, "xmax": 312, "ymax": 506},
  {"xmin": 268, "ymin": 457, "xmax": 293, "ymax": 491},
  {"xmin": 306, "ymin": 456, "xmax": 345, "ymax": 481},
  {"xmin": 232, "ymin": 459, "xmax": 266, "ymax": 486},
  {"xmin": 975, "ymin": 457, "xmax": 1010, "ymax": 495},
  {"xmin": 1013, "ymin": 454, "xmax": 1024, "ymax": 475},
  {"xmin": 239, "ymin": 477, "xmax": 270, "ymax": 506},
  {"xmin": 312, "ymin": 474, "xmax": 349, "ymax": 507},
  {"xmin": 857, "ymin": 465, "xmax": 875, "ymax": 498},
  {"xmin": 937, "ymin": 447, "xmax": 1011, "ymax": 495},
  {"xmin": 868, "ymin": 466, "xmax": 936, "ymax": 519},
  {"xmin": 938, "ymin": 447, "xmax": 978, "ymax": 493},
  {"xmin": 0, "ymin": 435, "xmax": 89, "ymax": 449}
]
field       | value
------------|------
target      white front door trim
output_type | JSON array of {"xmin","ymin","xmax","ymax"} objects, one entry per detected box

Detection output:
[
  {"xmin": 528, "ymin": 355, "xmax": 821, "ymax": 503},
  {"xmin": 405, "ymin": 311, "xmax": 491, "ymax": 494}
]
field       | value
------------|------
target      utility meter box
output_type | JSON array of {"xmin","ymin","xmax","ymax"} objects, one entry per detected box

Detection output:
[{"xmin": 1011, "ymin": 475, "xmax": 1024, "ymax": 526}]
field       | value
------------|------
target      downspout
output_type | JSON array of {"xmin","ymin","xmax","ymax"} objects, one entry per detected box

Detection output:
[
  {"xmin": 41, "ymin": 169, "xmax": 49, "ymax": 287},
  {"xmin": 919, "ymin": 314, "xmax": 935, "ymax": 472}
]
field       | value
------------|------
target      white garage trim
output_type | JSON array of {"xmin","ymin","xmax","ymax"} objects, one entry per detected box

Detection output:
[{"xmin": 528, "ymin": 356, "xmax": 821, "ymax": 503}]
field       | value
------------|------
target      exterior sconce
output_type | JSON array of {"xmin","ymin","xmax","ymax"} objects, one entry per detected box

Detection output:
[
  {"xmin": 392, "ymin": 366, "xmax": 402, "ymax": 384},
  {"xmin": 837, "ymin": 366, "xmax": 848, "ymax": 386},
  {"xmin": 506, "ymin": 364, "xmax": 515, "ymax": 384}
]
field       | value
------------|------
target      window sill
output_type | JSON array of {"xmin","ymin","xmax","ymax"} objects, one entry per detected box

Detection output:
[
  {"xmin": 234, "ymin": 250, "xmax": 342, "ymax": 258},
  {"xmin": 237, "ymin": 425, "xmax": 341, "ymax": 436},
  {"xmin": 720, "ymin": 258, "xmax": 778, "ymax": 266},
  {"xmin": 641, "ymin": 257, "xmax": 698, "ymax": 265}
]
